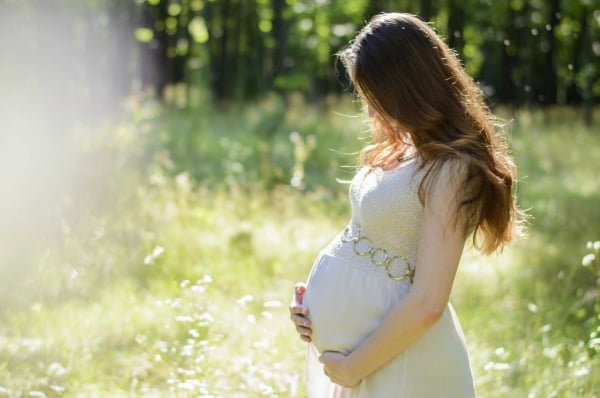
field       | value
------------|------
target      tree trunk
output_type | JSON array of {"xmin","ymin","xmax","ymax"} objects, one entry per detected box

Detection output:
[
  {"xmin": 214, "ymin": 0, "xmax": 232, "ymax": 101},
  {"xmin": 365, "ymin": 0, "xmax": 388, "ymax": 19},
  {"xmin": 231, "ymin": 0, "xmax": 243, "ymax": 100},
  {"xmin": 539, "ymin": 0, "xmax": 559, "ymax": 104},
  {"xmin": 244, "ymin": 0, "xmax": 264, "ymax": 98},
  {"xmin": 520, "ymin": 2, "xmax": 534, "ymax": 106},
  {"xmin": 419, "ymin": 0, "xmax": 433, "ymax": 21},
  {"xmin": 496, "ymin": 4, "xmax": 518, "ymax": 103},
  {"xmin": 272, "ymin": 0, "xmax": 287, "ymax": 85},
  {"xmin": 137, "ymin": 2, "xmax": 163, "ymax": 97},
  {"xmin": 566, "ymin": 5, "xmax": 587, "ymax": 104},
  {"xmin": 156, "ymin": 0, "xmax": 172, "ymax": 99},
  {"xmin": 204, "ymin": 1, "xmax": 217, "ymax": 101},
  {"xmin": 580, "ymin": 6, "xmax": 593, "ymax": 126},
  {"xmin": 447, "ymin": 0, "xmax": 465, "ymax": 57}
]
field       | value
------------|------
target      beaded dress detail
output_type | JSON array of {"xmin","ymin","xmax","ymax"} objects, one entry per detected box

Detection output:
[{"xmin": 302, "ymin": 158, "xmax": 476, "ymax": 398}]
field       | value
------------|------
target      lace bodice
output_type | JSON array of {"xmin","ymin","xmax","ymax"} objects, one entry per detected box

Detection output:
[
  {"xmin": 349, "ymin": 160, "xmax": 425, "ymax": 262},
  {"xmin": 317, "ymin": 158, "xmax": 427, "ymax": 282}
]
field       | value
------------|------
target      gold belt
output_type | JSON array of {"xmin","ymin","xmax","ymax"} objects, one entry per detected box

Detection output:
[{"xmin": 341, "ymin": 225, "xmax": 415, "ymax": 283}]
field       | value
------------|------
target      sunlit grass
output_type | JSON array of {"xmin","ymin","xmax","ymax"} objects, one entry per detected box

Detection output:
[{"xmin": 0, "ymin": 99, "xmax": 598, "ymax": 397}]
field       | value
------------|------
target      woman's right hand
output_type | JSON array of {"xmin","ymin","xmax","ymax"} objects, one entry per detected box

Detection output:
[{"xmin": 289, "ymin": 282, "xmax": 313, "ymax": 342}]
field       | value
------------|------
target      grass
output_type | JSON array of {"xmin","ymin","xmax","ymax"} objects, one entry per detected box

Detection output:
[{"xmin": 0, "ymin": 96, "xmax": 599, "ymax": 397}]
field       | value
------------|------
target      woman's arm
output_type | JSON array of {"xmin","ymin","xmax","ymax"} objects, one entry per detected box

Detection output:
[{"xmin": 320, "ymin": 162, "xmax": 468, "ymax": 386}]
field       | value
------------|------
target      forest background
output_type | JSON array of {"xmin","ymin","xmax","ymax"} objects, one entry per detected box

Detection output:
[{"xmin": 1, "ymin": 0, "xmax": 600, "ymax": 396}]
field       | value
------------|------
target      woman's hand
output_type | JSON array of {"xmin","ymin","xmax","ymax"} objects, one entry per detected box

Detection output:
[
  {"xmin": 289, "ymin": 282, "xmax": 312, "ymax": 342},
  {"xmin": 319, "ymin": 351, "xmax": 361, "ymax": 388}
]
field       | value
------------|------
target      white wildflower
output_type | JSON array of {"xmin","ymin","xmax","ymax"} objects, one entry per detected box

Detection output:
[
  {"xmin": 582, "ymin": 253, "xmax": 596, "ymax": 267},
  {"xmin": 261, "ymin": 311, "xmax": 273, "ymax": 319},
  {"xmin": 483, "ymin": 361, "xmax": 510, "ymax": 371},
  {"xmin": 263, "ymin": 300, "xmax": 282, "ymax": 308},
  {"xmin": 574, "ymin": 366, "xmax": 590, "ymax": 377},
  {"xmin": 144, "ymin": 245, "xmax": 164, "ymax": 265},
  {"xmin": 237, "ymin": 294, "xmax": 254, "ymax": 307}
]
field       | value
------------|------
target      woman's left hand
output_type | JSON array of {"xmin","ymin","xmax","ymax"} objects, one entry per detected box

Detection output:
[{"xmin": 318, "ymin": 351, "xmax": 361, "ymax": 388}]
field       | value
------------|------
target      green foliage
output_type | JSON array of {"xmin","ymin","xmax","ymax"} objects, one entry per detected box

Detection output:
[
  {"xmin": 577, "ymin": 241, "xmax": 600, "ymax": 352},
  {"xmin": 0, "ymin": 100, "xmax": 599, "ymax": 396},
  {"xmin": 8, "ymin": 0, "xmax": 598, "ymax": 105}
]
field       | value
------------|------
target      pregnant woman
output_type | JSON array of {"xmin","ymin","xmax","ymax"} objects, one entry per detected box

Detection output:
[{"xmin": 289, "ymin": 13, "xmax": 525, "ymax": 397}]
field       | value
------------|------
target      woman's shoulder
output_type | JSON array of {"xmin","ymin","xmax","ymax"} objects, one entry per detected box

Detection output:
[
  {"xmin": 416, "ymin": 156, "xmax": 471, "ymax": 200},
  {"xmin": 419, "ymin": 156, "xmax": 469, "ymax": 178}
]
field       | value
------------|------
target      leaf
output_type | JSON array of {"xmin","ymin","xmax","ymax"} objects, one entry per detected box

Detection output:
[{"xmin": 134, "ymin": 28, "xmax": 154, "ymax": 43}]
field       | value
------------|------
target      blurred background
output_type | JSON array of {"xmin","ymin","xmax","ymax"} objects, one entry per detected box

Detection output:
[{"xmin": 0, "ymin": 0, "xmax": 599, "ymax": 396}]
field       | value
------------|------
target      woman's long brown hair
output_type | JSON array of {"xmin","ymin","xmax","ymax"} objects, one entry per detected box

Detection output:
[{"xmin": 340, "ymin": 12, "xmax": 525, "ymax": 254}]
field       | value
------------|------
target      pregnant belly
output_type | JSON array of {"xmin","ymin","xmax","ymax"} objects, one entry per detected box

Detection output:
[{"xmin": 302, "ymin": 253, "xmax": 394, "ymax": 354}]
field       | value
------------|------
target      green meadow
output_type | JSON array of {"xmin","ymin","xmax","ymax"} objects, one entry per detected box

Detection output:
[{"xmin": 1, "ymin": 96, "xmax": 599, "ymax": 397}]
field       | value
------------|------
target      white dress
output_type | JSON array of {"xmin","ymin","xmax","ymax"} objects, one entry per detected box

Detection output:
[{"xmin": 302, "ymin": 159, "xmax": 476, "ymax": 397}]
